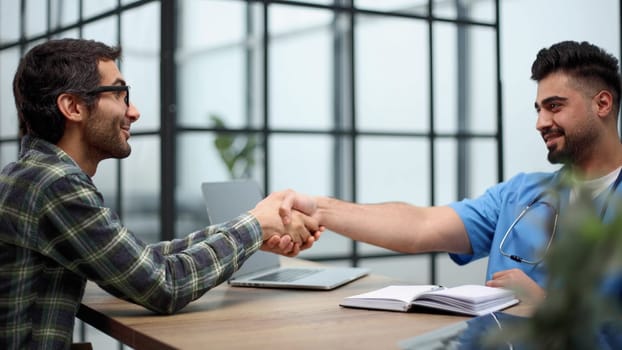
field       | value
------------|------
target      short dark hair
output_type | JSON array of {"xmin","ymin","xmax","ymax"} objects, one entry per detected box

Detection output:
[
  {"xmin": 531, "ymin": 41, "xmax": 621, "ymax": 115},
  {"xmin": 12, "ymin": 38, "xmax": 121, "ymax": 143}
]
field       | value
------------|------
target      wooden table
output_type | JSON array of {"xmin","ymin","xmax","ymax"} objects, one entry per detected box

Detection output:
[{"xmin": 78, "ymin": 258, "xmax": 531, "ymax": 349}]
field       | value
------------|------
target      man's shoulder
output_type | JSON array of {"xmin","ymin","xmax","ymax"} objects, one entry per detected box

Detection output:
[
  {"xmin": 482, "ymin": 170, "xmax": 559, "ymax": 203},
  {"xmin": 503, "ymin": 170, "xmax": 559, "ymax": 187},
  {"xmin": 2, "ymin": 137, "xmax": 87, "ymax": 188},
  {"xmin": 505, "ymin": 170, "xmax": 559, "ymax": 182}
]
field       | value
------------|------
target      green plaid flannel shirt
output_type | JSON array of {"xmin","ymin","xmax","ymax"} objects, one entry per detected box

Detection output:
[{"xmin": 0, "ymin": 136, "xmax": 263, "ymax": 349}]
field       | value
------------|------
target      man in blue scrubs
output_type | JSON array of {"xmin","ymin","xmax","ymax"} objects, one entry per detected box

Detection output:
[{"xmin": 282, "ymin": 41, "xmax": 622, "ymax": 303}]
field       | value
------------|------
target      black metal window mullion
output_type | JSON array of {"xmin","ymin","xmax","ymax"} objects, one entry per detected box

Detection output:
[
  {"xmin": 160, "ymin": 0, "xmax": 177, "ymax": 241},
  {"xmin": 261, "ymin": 2, "xmax": 270, "ymax": 193},
  {"xmin": 331, "ymin": 1, "xmax": 344, "ymax": 200},
  {"xmin": 346, "ymin": 1, "xmax": 360, "ymax": 268},
  {"xmin": 115, "ymin": 0, "xmax": 124, "ymax": 223},
  {"xmin": 427, "ymin": 0, "xmax": 438, "ymax": 285},
  {"xmin": 244, "ymin": 3, "xmax": 254, "ymax": 147},
  {"xmin": 495, "ymin": 0, "xmax": 504, "ymax": 183},
  {"xmin": 456, "ymin": 2, "xmax": 470, "ymax": 200}
]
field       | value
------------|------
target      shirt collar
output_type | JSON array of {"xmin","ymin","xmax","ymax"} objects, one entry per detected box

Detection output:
[{"xmin": 20, "ymin": 135, "xmax": 81, "ymax": 170}]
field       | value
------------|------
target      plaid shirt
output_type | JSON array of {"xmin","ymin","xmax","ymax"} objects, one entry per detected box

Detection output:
[{"xmin": 0, "ymin": 136, "xmax": 263, "ymax": 349}]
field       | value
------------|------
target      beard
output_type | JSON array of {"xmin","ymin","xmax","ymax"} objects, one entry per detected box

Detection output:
[
  {"xmin": 84, "ymin": 112, "xmax": 132, "ymax": 160},
  {"xmin": 546, "ymin": 123, "xmax": 598, "ymax": 165}
]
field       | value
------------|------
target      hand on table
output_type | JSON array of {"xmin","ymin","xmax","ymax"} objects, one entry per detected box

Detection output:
[{"xmin": 486, "ymin": 268, "xmax": 546, "ymax": 303}]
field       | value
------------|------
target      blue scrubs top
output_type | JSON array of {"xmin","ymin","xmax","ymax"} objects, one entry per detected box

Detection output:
[
  {"xmin": 448, "ymin": 171, "xmax": 559, "ymax": 286},
  {"xmin": 449, "ymin": 168, "xmax": 622, "ymax": 286}
]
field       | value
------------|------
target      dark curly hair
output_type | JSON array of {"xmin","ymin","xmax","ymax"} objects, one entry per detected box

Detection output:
[
  {"xmin": 531, "ymin": 41, "xmax": 621, "ymax": 116},
  {"xmin": 13, "ymin": 38, "xmax": 121, "ymax": 143}
]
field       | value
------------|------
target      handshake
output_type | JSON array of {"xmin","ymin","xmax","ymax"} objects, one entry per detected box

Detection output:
[{"xmin": 248, "ymin": 189, "xmax": 320, "ymax": 257}]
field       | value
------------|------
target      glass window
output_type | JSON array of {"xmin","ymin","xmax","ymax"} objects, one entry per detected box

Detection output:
[
  {"xmin": 434, "ymin": 139, "xmax": 459, "ymax": 205},
  {"xmin": 177, "ymin": 0, "xmax": 252, "ymax": 128},
  {"xmin": 92, "ymin": 160, "xmax": 120, "ymax": 212},
  {"xmin": 269, "ymin": 5, "xmax": 333, "ymax": 129},
  {"xmin": 468, "ymin": 138, "xmax": 498, "ymax": 196},
  {"xmin": 82, "ymin": 17, "xmax": 118, "ymax": 45},
  {"xmin": 467, "ymin": 26, "xmax": 497, "ymax": 133},
  {"xmin": 433, "ymin": 22, "xmax": 459, "ymax": 134},
  {"xmin": 356, "ymin": 137, "xmax": 431, "ymax": 204},
  {"xmin": 122, "ymin": 136, "xmax": 161, "ymax": 243},
  {"xmin": 434, "ymin": 22, "xmax": 497, "ymax": 134},
  {"xmin": 179, "ymin": 49, "xmax": 246, "ymax": 128},
  {"xmin": 434, "ymin": 0, "xmax": 496, "ymax": 24},
  {"xmin": 0, "ymin": 1, "xmax": 20, "ymax": 43},
  {"xmin": 179, "ymin": 0, "xmax": 246, "ymax": 51},
  {"xmin": 0, "ymin": 142, "xmax": 18, "ymax": 168},
  {"xmin": 25, "ymin": 0, "xmax": 48, "ymax": 37},
  {"xmin": 285, "ymin": 0, "xmax": 335, "ymax": 5},
  {"xmin": 0, "ymin": 48, "xmax": 19, "ymax": 138},
  {"xmin": 268, "ymin": 134, "xmax": 332, "ymax": 194},
  {"xmin": 123, "ymin": 57, "xmax": 160, "ymax": 131},
  {"xmin": 178, "ymin": 131, "xmax": 264, "ymax": 187},
  {"xmin": 355, "ymin": 15, "xmax": 429, "ymax": 132},
  {"xmin": 50, "ymin": 0, "xmax": 80, "ymax": 29},
  {"xmin": 355, "ymin": 0, "xmax": 428, "ymax": 16},
  {"xmin": 121, "ymin": 3, "xmax": 160, "ymax": 52},
  {"xmin": 121, "ymin": 2, "xmax": 160, "ymax": 131},
  {"xmin": 53, "ymin": 28, "xmax": 80, "ymax": 40},
  {"xmin": 83, "ymin": 0, "xmax": 117, "ymax": 19},
  {"xmin": 269, "ymin": 4, "xmax": 333, "ymax": 35},
  {"xmin": 433, "ymin": 138, "xmax": 497, "ymax": 203}
]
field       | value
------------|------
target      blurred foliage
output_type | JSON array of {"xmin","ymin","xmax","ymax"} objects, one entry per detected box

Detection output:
[
  {"xmin": 209, "ymin": 114, "xmax": 258, "ymax": 179},
  {"xmin": 486, "ymin": 172, "xmax": 622, "ymax": 349}
]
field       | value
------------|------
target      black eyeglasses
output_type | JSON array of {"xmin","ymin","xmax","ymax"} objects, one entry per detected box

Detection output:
[
  {"xmin": 86, "ymin": 85, "xmax": 130, "ymax": 107},
  {"xmin": 499, "ymin": 200, "xmax": 558, "ymax": 265}
]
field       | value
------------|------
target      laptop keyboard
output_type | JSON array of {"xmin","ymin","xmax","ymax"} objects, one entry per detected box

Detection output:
[{"xmin": 251, "ymin": 268, "xmax": 320, "ymax": 282}]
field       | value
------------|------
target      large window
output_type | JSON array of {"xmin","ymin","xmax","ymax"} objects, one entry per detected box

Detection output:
[
  {"xmin": 3, "ymin": 1, "xmax": 622, "ymax": 349},
  {"xmin": 174, "ymin": 0, "xmax": 501, "ymax": 285},
  {"xmin": 0, "ymin": 0, "xmax": 501, "ymax": 346},
  {"xmin": 0, "ymin": 0, "xmax": 500, "ymax": 292}
]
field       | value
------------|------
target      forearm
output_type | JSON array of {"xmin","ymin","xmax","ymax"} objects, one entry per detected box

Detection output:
[
  {"xmin": 148, "ymin": 213, "xmax": 259, "ymax": 257},
  {"xmin": 124, "ymin": 214, "xmax": 263, "ymax": 313},
  {"xmin": 314, "ymin": 196, "xmax": 470, "ymax": 254},
  {"xmin": 59, "ymin": 213, "xmax": 262, "ymax": 314}
]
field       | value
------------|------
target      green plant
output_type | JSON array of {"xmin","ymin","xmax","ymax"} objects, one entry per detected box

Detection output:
[{"xmin": 209, "ymin": 114, "xmax": 258, "ymax": 179}]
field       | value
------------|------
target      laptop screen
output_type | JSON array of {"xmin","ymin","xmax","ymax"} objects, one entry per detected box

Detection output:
[{"xmin": 201, "ymin": 180, "xmax": 264, "ymax": 225}]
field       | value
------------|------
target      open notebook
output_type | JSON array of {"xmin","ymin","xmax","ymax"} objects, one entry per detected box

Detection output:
[{"xmin": 201, "ymin": 180, "xmax": 369, "ymax": 290}]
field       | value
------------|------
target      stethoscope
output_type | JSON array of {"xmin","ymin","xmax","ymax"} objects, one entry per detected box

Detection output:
[{"xmin": 499, "ymin": 168, "xmax": 622, "ymax": 265}]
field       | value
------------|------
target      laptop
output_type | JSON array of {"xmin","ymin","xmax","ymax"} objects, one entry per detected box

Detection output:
[{"xmin": 200, "ymin": 180, "xmax": 369, "ymax": 290}]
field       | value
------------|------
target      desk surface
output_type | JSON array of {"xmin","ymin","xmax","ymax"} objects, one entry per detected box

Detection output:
[{"xmin": 78, "ymin": 258, "xmax": 532, "ymax": 350}]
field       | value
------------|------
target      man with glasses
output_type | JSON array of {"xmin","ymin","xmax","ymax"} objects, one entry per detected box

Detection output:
[
  {"xmin": 282, "ymin": 40, "xmax": 622, "ymax": 304},
  {"xmin": 0, "ymin": 38, "xmax": 320, "ymax": 349}
]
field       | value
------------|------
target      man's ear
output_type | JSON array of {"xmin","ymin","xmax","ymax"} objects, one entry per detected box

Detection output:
[
  {"xmin": 57, "ymin": 93, "xmax": 87, "ymax": 122},
  {"xmin": 594, "ymin": 90, "xmax": 614, "ymax": 117}
]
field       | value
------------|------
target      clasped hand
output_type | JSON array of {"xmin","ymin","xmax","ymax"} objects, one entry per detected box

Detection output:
[{"xmin": 249, "ymin": 190, "xmax": 322, "ymax": 257}]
